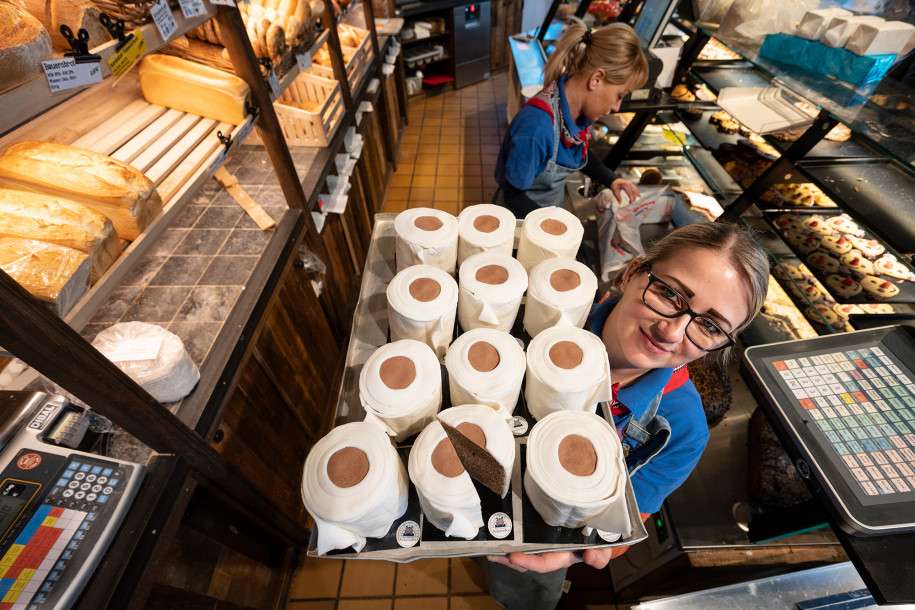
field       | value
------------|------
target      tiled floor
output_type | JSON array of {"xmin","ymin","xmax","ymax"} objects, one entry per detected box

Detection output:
[{"xmin": 380, "ymin": 72, "xmax": 509, "ymax": 216}]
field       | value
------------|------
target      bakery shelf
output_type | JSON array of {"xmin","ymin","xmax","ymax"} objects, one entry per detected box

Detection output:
[
  {"xmin": 764, "ymin": 129, "xmax": 879, "ymax": 160},
  {"xmin": 678, "ymin": 109, "xmax": 746, "ymax": 152},
  {"xmin": 797, "ymin": 158, "xmax": 915, "ymax": 256},
  {"xmin": 692, "ymin": 63, "xmax": 773, "ymax": 94},
  {"xmin": 0, "ymin": 5, "xmax": 215, "ymax": 136},
  {"xmin": 681, "ymin": 146, "xmax": 743, "ymax": 200}
]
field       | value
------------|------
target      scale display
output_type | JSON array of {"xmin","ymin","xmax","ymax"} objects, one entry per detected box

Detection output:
[{"xmin": 745, "ymin": 326, "xmax": 915, "ymax": 535}]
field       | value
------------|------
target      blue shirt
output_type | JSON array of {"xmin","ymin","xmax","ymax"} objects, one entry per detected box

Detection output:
[
  {"xmin": 587, "ymin": 299, "xmax": 709, "ymax": 514},
  {"xmin": 495, "ymin": 77, "xmax": 594, "ymax": 190}
]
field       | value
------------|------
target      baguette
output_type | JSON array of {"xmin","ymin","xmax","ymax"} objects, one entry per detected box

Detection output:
[
  {"xmin": 0, "ymin": 187, "xmax": 120, "ymax": 282},
  {"xmin": 138, "ymin": 54, "xmax": 251, "ymax": 125},
  {"xmin": 0, "ymin": 141, "xmax": 162, "ymax": 241},
  {"xmin": 0, "ymin": 236, "xmax": 89, "ymax": 313},
  {"xmin": 266, "ymin": 22, "xmax": 285, "ymax": 61}
]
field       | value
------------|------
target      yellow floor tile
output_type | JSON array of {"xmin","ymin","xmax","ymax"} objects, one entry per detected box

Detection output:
[
  {"xmin": 450, "ymin": 594, "xmax": 503, "ymax": 610},
  {"xmin": 450, "ymin": 558, "xmax": 486, "ymax": 594},
  {"xmin": 287, "ymin": 601, "xmax": 336, "ymax": 610},
  {"xmin": 382, "ymin": 197, "xmax": 408, "ymax": 213},
  {"xmin": 338, "ymin": 600, "xmax": 393, "ymax": 610},
  {"xmin": 434, "ymin": 200, "xmax": 461, "ymax": 215},
  {"xmin": 390, "ymin": 174, "xmax": 412, "ymax": 188},
  {"xmin": 288, "ymin": 557, "xmax": 343, "ymax": 599},
  {"xmin": 433, "ymin": 188, "xmax": 459, "ymax": 202},
  {"xmin": 340, "ymin": 560, "xmax": 396, "ymax": 597},
  {"xmin": 394, "ymin": 597, "xmax": 448, "ymax": 610},
  {"xmin": 437, "ymin": 175, "xmax": 460, "ymax": 188},
  {"xmin": 409, "ymin": 187, "xmax": 435, "ymax": 203},
  {"xmin": 386, "ymin": 187, "xmax": 410, "ymax": 202},
  {"xmin": 413, "ymin": 163, "xmax": 437, "ymax": 176},
  {"xmin": 412, "ymin": 175, "xmax": 436, "ymax": 188},
  {"xmin": 394, "ymin": 559, "xmax": 449, "ymax": 596}
]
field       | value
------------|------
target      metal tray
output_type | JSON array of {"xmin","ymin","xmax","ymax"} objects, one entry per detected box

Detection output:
[
  {"xmin": 798, "ymin": 158, "xmax": 915, "ymax": 255},
  {"xmin": 765, "ymin": 130, "xmax": 878, "ymax": 160},
  {"xmin": 678, "ymin": 109, "xmax": 745, "ymax": 152},
  {"xmin": 762, "ymin": 209, "xmax": 915, "ymax": 305},
  {"xmin": 693, "ymin": 64, "xmax": 772, "ymax": 94}
]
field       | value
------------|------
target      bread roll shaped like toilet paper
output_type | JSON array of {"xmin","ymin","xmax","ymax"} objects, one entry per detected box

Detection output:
[
  {"xmin": 387, "ymin": 264, "xmax": 459, "ymax": 359},
  {"xmin": 394, "ymin": 207, "xmax": 459, "ymax": 273},
  {"xmin": 523, "ymin": 257, "xmax": 597, "ymax": 338},
  {"xmin": 524, "ymin": 325, "xmax": 611, "ymax": 421},
  {"xmin": 302, "ymin": 421, "xmax": 410, "ymax": 554},
  {"xmin": 457, "ymin": 203, "xmax": 516, "ymax": 264},
  {"xmin": 359, "ymin": 339, "xmax": 442, "ymax": 441},
  {"xmin": 515, "ymin": 206, "xmax": 583, "ymax": 272},
  {"xmin": 457, "ymin": 251, "xmax": 528, "ymax": 332},
  {"xmin": 445, "ymin": 328, "xmax": 525, "ymax": 420},
  {"xmin": 524, "ymin": 410, "xmax": 629, "ymax": 534}
]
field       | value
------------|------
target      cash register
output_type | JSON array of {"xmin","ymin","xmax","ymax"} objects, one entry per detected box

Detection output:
[{"xmin": 0, "ymin": 392, "xmax": 144, "ymax": 609}]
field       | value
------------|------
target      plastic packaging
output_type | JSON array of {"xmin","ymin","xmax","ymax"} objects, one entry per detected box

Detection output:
[{"xmin": 0, "ymin": 236, "xmax": 90, "ymax": 315}]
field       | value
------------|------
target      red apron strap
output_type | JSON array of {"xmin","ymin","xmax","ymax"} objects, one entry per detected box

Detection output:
[
  {"xmin": 525, "ymin": 96, "xmax": 554, "ymax": 121},
  {"xmin": 662, "ymin": 366, "xmax": 690, "ymax": 395}
]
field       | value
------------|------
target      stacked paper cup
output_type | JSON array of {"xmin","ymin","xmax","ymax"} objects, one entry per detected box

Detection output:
[
  {"xmin": 387, "ymin": 264, "xmax": 458, "ymax": 359},
  {"xmin": 457, "ymin": 204, "xmax": 516, "ymax": 264},
  {"xmin": 515, "ymin": 206, "xmax": 584, "ymax": 272},
  {"xmin": 408, "ymin": 405, "xmax": 516, "ymax": 538},
  {"xmin": 359, "ymin": 339, "xmax": 442, "ymax": 441},
  {"xmin": 524, "ymin": 411, "xmax": 630, "ymax": 536},
  {"xmin": 445, "ymin": 328, "xmax": 526, "ymax": 420},
  {"xmin": 525, "ymin": 325, "xmax": 611, "ymax": 421},
  {"xmin": 524, "ymin": 258, "xmax": 598, "ymax": 338},
  {"xmin": 457, "ymin": 252, "xmax": 528, "ymax": 332},
  {"xmin": 301, "ymin": 421, "xmax": 410, "ymax": 554},
  {"xmin": 394, "ymin": 208, "xmax": 459, "ymax": 273}
]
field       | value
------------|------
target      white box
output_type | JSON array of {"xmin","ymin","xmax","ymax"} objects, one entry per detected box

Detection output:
[
  {"xmin": 821, "ymin": 15, "xmax": 884, "ymax": 48},
  {"xmin": 796, "ymin": 8, "xmax": 851, "ymax": 40},
  {"xmin": 717, "ymin": 87, "xmax": 816, "ymax": 134},
  {"xmin": 845, "ymin": 20, "xmax": 915, "ymax": 56}
]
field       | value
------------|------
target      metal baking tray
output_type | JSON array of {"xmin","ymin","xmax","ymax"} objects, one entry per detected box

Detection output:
[
  {"xmin": 766, "ymin": 252, "xmax": 848, "ymax": 334},
  {"xmin": 765, "ymin": 130, "xmax": 878, "ymax": 160},
  {"xmin": 678, "ymin": 109, "xmax": 745, "ymax": 152},
  {"xmin": 762, "ymin": 209, "xmax": 915, "ymax": 305},
  {"xmin": 693, "ymin": 64, "xmax": 772, "ymax": 94},
  {"xmin": 798, "ymin": 158, "xmax": 915, "ymax": 255}
]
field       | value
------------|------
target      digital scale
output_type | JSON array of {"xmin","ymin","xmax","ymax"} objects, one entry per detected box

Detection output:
[
  {"xmin": 744, "ymin": 325, "xmax": 915, "ymax": 536},
  {"xmin": 0, "ymin": 392, "xmax": 144, "ymax": 609}
]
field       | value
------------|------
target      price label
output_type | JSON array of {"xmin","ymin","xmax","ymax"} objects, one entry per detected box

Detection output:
[
  {"xmin": 150, "ymin": 0, "xmax": 178, "ymax": 41},
  {"xmin": 209, "ymin": 0, "xmax": 235, "ymax": 5},
  {"xmin": 41, "ymin": 57, "xmax": 102, "ymax": 93},
  {"xmin": 296, "ymin": 52, "xmax": 312, "ymax": 71},
  {"xmin": 108, "ymin": 31, "xmax": 147, "ymax": 79},
  {"xmin": 267, "ymin": 69, "xmax": 280, "ymax": 98},
  {"xmin": 178, "ymin": 0, "xmax": 207, "ymax": 18}
]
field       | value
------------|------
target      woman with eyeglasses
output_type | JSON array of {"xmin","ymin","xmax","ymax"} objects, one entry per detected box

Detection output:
[{"xmin": 484, "ymin": 222, "xmax": 770, "ymax": 609}]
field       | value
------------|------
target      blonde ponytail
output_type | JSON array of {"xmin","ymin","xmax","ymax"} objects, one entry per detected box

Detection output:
[{"xmin": 543, "ymin": 18, "xmax": 648, "ymax": 89}]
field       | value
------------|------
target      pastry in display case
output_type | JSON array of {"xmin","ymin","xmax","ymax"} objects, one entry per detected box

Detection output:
[{"xmin": 0, "ymin": 0, "xmax": 52, "ymax": 93}]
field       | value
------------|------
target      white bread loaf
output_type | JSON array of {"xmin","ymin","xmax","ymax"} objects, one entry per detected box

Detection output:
[
  {"xmin": 0, "ymin": 141, "xmax": 163, "ymax": 241},
  {"xmin": 0, "ymin": 187, "xmax": 120, "ymax": 282},
  {"xmin": 0, "ymin": 236, "xmax": 89, "ymax": 314},
  {"xmin": 138, "ymin": 54, "xmax": 251, "ymax": 125},
  {"xmin": 0, "ymin": 1, "xmax": 52, "ymax": 93}
]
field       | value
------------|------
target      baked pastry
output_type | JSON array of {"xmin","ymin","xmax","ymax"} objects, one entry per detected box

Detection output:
[
  {"xmin": 0, "ymin": 236, "xmax": 89, "ymax": 313},
  {"xmin": 802, "ymin": 215, "xmax": 835, "ymax": 237},
  {"xmin": 709, "ymin": 110, "xmax": 731, "ymax": 125},
  {"xmin": 784, "ymin": 230, "xmax": 810, "ymax": 250},
  {"xmin": 825, "ymin": 214, "xmax": 864, "ymax": 237},
  {"xmin": 825, "ymin": 274, "xmax": 862, "ymax": 299},
  {"xmin": 874, "ymin": 255, "xmax": 915, "ymax": 281},
  {"xmin": 847, "ymin": 235, "xmax": 885, "ymax": 259},
  {"xmin": 796, "ymin": 234, "xmax": 821, "ymax": 256},
  {"xmin": 825, "ymin": 123, "xmax": 852, "ymax": 142},
  {"xmin": 860, "ymin": 275, "xmax": 900, "ymax": 299},
  {"xmin": 671, "ymin": 84, "xmax": 695, "ymax": 102},
  {"xmin": 773, "ymin": 214, "xmax": 802, "ymax": 232},
  {"xmin": 840, "ymin": 250, "xmax": 875, "ymax": 276},
  {"xmin": 820, "ymin": 234, "xmax": 853, "ymax": 255},
  {"xmin": 773, "ymin": 262, "xmax": 804, "ymax": 281},
  {"xmin": 859, "ymin": 303, "xmax": 895, "ymax": 314},
  {"xmin": 833, "ymin": 303, "xmax": 859, "ymax": 319},
  {"xmin": 807, "ymin": 251, "xmax": 841, "ymax": 274},
  {"xmin": 0, "ymin": 141, "xmax": 162, "ymax": 241},
  {"xmin": 638, "ymin": 167, "xmax": 663, "ymax": 185},
  {"xmin": 806, "ymin": 303, "xmax": 843, "ymax": 327},
  {"xmin": 0, "ymin": 2, "xmax": 52, "ymax": 94},
  {"xmin": 788, "ymin": 279, "xmax": 826, "ymax": 303},
  {"xmin": 718, "ymin": 118, "xmax": 740, "ymax": 134}
]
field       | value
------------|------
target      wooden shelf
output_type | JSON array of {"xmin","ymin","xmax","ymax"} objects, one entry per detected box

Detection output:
[{"xmin": 0, "ymin": 6, "xmax": 215, "ymax": 136}]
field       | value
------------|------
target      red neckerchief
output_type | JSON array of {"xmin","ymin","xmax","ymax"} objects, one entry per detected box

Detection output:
[{"xmin": 525, "ymin": 82, "xmax": 592, "ymax": 158}]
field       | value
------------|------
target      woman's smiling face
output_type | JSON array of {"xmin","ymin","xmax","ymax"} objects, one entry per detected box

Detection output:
[{"xmin": 603, "ymin": 247, "xmax": 753, "ymax": 372}]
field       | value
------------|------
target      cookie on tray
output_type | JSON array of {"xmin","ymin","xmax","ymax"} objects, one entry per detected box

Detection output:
[
  {"xmin": 874, "ymin": 255, "xmax": 915, "ymax": 281},
  {"xmin": 773, "ymin": 262, "xmax": 805, "ymax": 281},
  {"xmin": 859, "ymin": 303, "xmax": 895, "ymax": 314},
  {"xmin": 806, "ymin": 303, "xmax": 843, "ymax": 327},
  {"xmin": 833, "ymin": 303, "xmax": 860, "ymax": 319},
  {"xmin": 840, "ymin": 250, "xmax": 875, "ymax": 276},
  {"xmin": 826, "ymin": 214, "xmax": 865, "ymax": 237},
  {"xmin": 847, "ymin": 235, "xmax": 886, "ymax": 259},
  {"xmin": 802, "ymin": 215, "xmax": 835, "ymax": 237},
  {"xmin": 797, "ymin": 234, "xmax": 822, "ymax": 256},
  {"xmin": 807, "ymin": 251, "xmax": 841, "ymax": 274},
  {"xmin": 825, "ymin": 274, "xmax": 863, "ymax": 299},
  {"xmin": 773, "ymin": 214, "xmax": 802, "ymax": 232},
  {"xmin": 821, "ymin": 234, "xmax": 853, "ymax": 255},
  {"xmin": 788, "ymin": 279, "xmax": 827, "ymax": 303},
  {"xmin": 671, "ymin": 84, "xmax": 696, "ymax": 102},
  {"xmin": 861, "ymin": 275, "xmax": 901, "ymax": 300}
]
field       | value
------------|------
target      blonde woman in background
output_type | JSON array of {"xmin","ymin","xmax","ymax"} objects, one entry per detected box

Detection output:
[{"xmin": 493, "ymin": 19, "xmax": 649, "ymax": 217}]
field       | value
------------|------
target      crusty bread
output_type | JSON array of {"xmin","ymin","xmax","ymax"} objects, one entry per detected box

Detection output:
[
  {"xmin": 138, "ymin": 54, "xmax": 251, "ymax": 125},
  {"xmin": 0, "ymin": 141, "xmax": 162, "ymax": 241},
  {"xmin": 0, "ymin": 187, "xmax": 120, "ymax": 282},
  {"xmin": 0, "ymin": 1, "xmax": 52, "ymax": 93},
  {"xmin": 23, "ymin": 0, "xmax": 110, "ymax": 52},
  {"xmin": 0, "ymin": 236, "xmax": 89, "ymax": 313}
]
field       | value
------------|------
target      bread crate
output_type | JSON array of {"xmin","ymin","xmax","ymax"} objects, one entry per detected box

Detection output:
[
  {"xmin": 307, "ymin": 25, "xmax": 375, "ymax": 93},
  {"xmin": 274, "ymin": 72, "xmax": 345, "ymax": 147}
]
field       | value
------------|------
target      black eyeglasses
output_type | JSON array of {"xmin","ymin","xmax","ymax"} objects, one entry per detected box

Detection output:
[{"xmin": 641, "ymin": 271, "xmax": 736, "ymax": 352}]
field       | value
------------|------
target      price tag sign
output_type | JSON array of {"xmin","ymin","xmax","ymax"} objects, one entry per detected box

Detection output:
[
  {"xmin": 209, "ymin": 0, "xmax": 235, "ymax": 5},
  {"xmin": 296, "ymin": 52, "xmax": 312, "ymax": 71},
  {"xmin": 41, "ymin": 57, "xmax": 102, "ymax": 93},
  {"xmin": 150, "ymin": 0, "xmax": 178, "ymax": 41},
  {"xmin": 108, "ymin": 31, "xmax": 147, "ymax": 79},
  {"xmin": 179, "ymin": 0, "xmax": 207, "ymax": 18}
]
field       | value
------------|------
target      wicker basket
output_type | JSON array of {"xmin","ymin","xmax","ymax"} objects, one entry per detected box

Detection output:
[
  {"xmin": 91, "ymin": 0, "xmax": 179, "ymax": 26},
  {"xmin": 306, "ymin": 25, "xmax": 374, "ymax": 92},
  {"xmin": 274, "ymin": 72, "xmax": 345, "ymax": 147}
]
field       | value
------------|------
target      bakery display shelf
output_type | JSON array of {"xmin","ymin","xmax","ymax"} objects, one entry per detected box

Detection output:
[
  {"xmin": 764, "ymin": 128, "xmax": 879, "ymax": 161},
  {"xmin": 0, "ymin": 5, "xmax": 215, "ymax": 136},
  {"xmin": 681, "ymin": 146, "xmax": 743, "ymax": 201},
  {"xmin": 692, "ymin": 63, "xmax": 773, "ymax": 95},
  {"xmin": 677, "ymin": 109, "xmax": 747, "ymax": 152},
  {"xmin": 797, "ymin": 158, "xmax": 915, "ymax": 256},
  {"xmin": 273, "ymin": 28, "xmax": 331, "ymax": 102},
  {"xmin": 761, "ymin": 209, "xmax": 915, "ymax": 305},
  {"xmin": 768, "ymin": 254, "xmax": 850, "ymax": 335}
]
